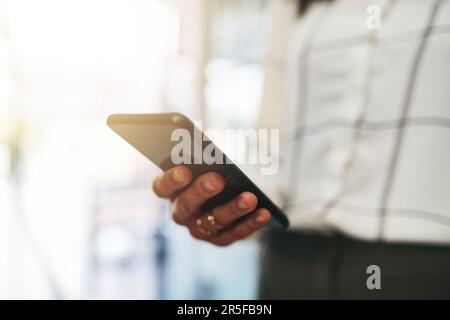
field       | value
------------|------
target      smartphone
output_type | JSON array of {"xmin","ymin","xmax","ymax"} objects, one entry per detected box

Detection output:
[{"xmin": 107, "ymin": 112, "xmax": 289, "ymax": 229}]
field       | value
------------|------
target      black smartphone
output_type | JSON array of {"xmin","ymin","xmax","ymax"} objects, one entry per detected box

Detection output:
[{"xmin": 107, "ymin": 112, "xmax": 289, "ymax": 229}]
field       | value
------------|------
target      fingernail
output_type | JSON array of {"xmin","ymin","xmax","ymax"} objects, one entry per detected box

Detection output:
[
  {"xmin": 175, "ymin": 199, "xmax": 188, "ymax": 213},
  {"xmin": 203, "ymin": 177, "xmax": 217, "ymax": 192},
  {"xmin": 173, "ymin": 168, "xmax": 186, "ymax": 183},
  {"xmin": 237, "ymin": 195, "xmax": 249, "ymax": 210},
  {"xmin": 256, "ymin": 211, "xmax": 270, "ymax": 223}
]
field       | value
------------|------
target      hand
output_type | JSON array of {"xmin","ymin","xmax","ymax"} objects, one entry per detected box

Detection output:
[{"xmin": 152, "ymin": 165, "xmax": 271, "ymax": 246}]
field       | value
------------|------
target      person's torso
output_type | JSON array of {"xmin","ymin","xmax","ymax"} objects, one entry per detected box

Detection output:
[{"xmin": 282, "ymin": 0, "xmax": 450, "ymax": 244}]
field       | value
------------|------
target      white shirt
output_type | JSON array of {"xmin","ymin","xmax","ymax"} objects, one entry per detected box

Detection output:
[{"xmin": 257, "ymin": 0, "xmax": 450, "ymax": 245}]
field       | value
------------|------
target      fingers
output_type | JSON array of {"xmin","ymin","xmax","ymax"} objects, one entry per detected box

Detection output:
[
  {"xmin": 188, "ymin": 208, "xmax": 271, "ymax": 246},
  {"xmin": 194, "ymin": 192, "xmax": 258, "ymax": 233},
  {"xmin": 152, "ymin": 166, "xmax": 192, "ymax": 198},
  {"xmin": 171, "ymin": 172, "xmax": 225, "ymax": 225},
  {"xmin": 210, "ymin": 208, "xmax": 271, "ymax": 246},
  {"xmin": 154, "ymin": 169, "xmax": 271, "ymax": 246},
  {"xmin": 213, "ymin": 192, "xmax": 258, "ymax": 225}
]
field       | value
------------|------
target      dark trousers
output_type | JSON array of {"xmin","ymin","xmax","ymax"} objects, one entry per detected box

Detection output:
[{"xmin": 258, "ymin": 230, "xmax": 450, "ymax": 299}]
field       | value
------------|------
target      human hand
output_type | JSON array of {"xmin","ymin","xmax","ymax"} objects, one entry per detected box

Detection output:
[{"xmin": 152, "ymin": 166, "xmax": 271, "ymax": 246}]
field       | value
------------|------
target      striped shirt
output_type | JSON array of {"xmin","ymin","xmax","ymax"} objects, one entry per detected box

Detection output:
[{"xmin": 257, "ymin": 0, "xmax": 450, "ymax": 245}]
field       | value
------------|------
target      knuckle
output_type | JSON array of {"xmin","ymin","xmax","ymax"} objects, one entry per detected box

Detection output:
[
  {"xmin": 231, "ymin": 204, "xmax": 243, "ymax": 218},
  {"xmin": 248, "ymin": 217, "xmax": 260, "ymax": 230},
  {"xmin": 192, "ymin": 180, "xmax": 208, "ymax": 199},
  {"xmin": 210, "ymin": 206, "xmax": 225, "ymax": 222},
  {"xmin": 233, "ymin": 225, "xmax": 250, "ymax": 240},
  {"xmin": 174, "ymin": 197, "xmax": 190, "ymax": 213}
]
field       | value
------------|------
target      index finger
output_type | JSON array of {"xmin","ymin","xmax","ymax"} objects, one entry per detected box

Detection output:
[{"xmin": 152, "ymin": 166, "xmax": 193, "ymax": 198}]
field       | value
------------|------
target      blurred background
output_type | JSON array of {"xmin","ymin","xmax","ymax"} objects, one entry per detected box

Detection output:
[{"xmin": 0, "ymin": 0, "xmax": 274, "ymax": 299}]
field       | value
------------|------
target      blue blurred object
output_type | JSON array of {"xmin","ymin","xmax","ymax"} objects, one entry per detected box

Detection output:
[{"xmin": 161, "ymin": 216, "xmax": 261, "ymax": 300}]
